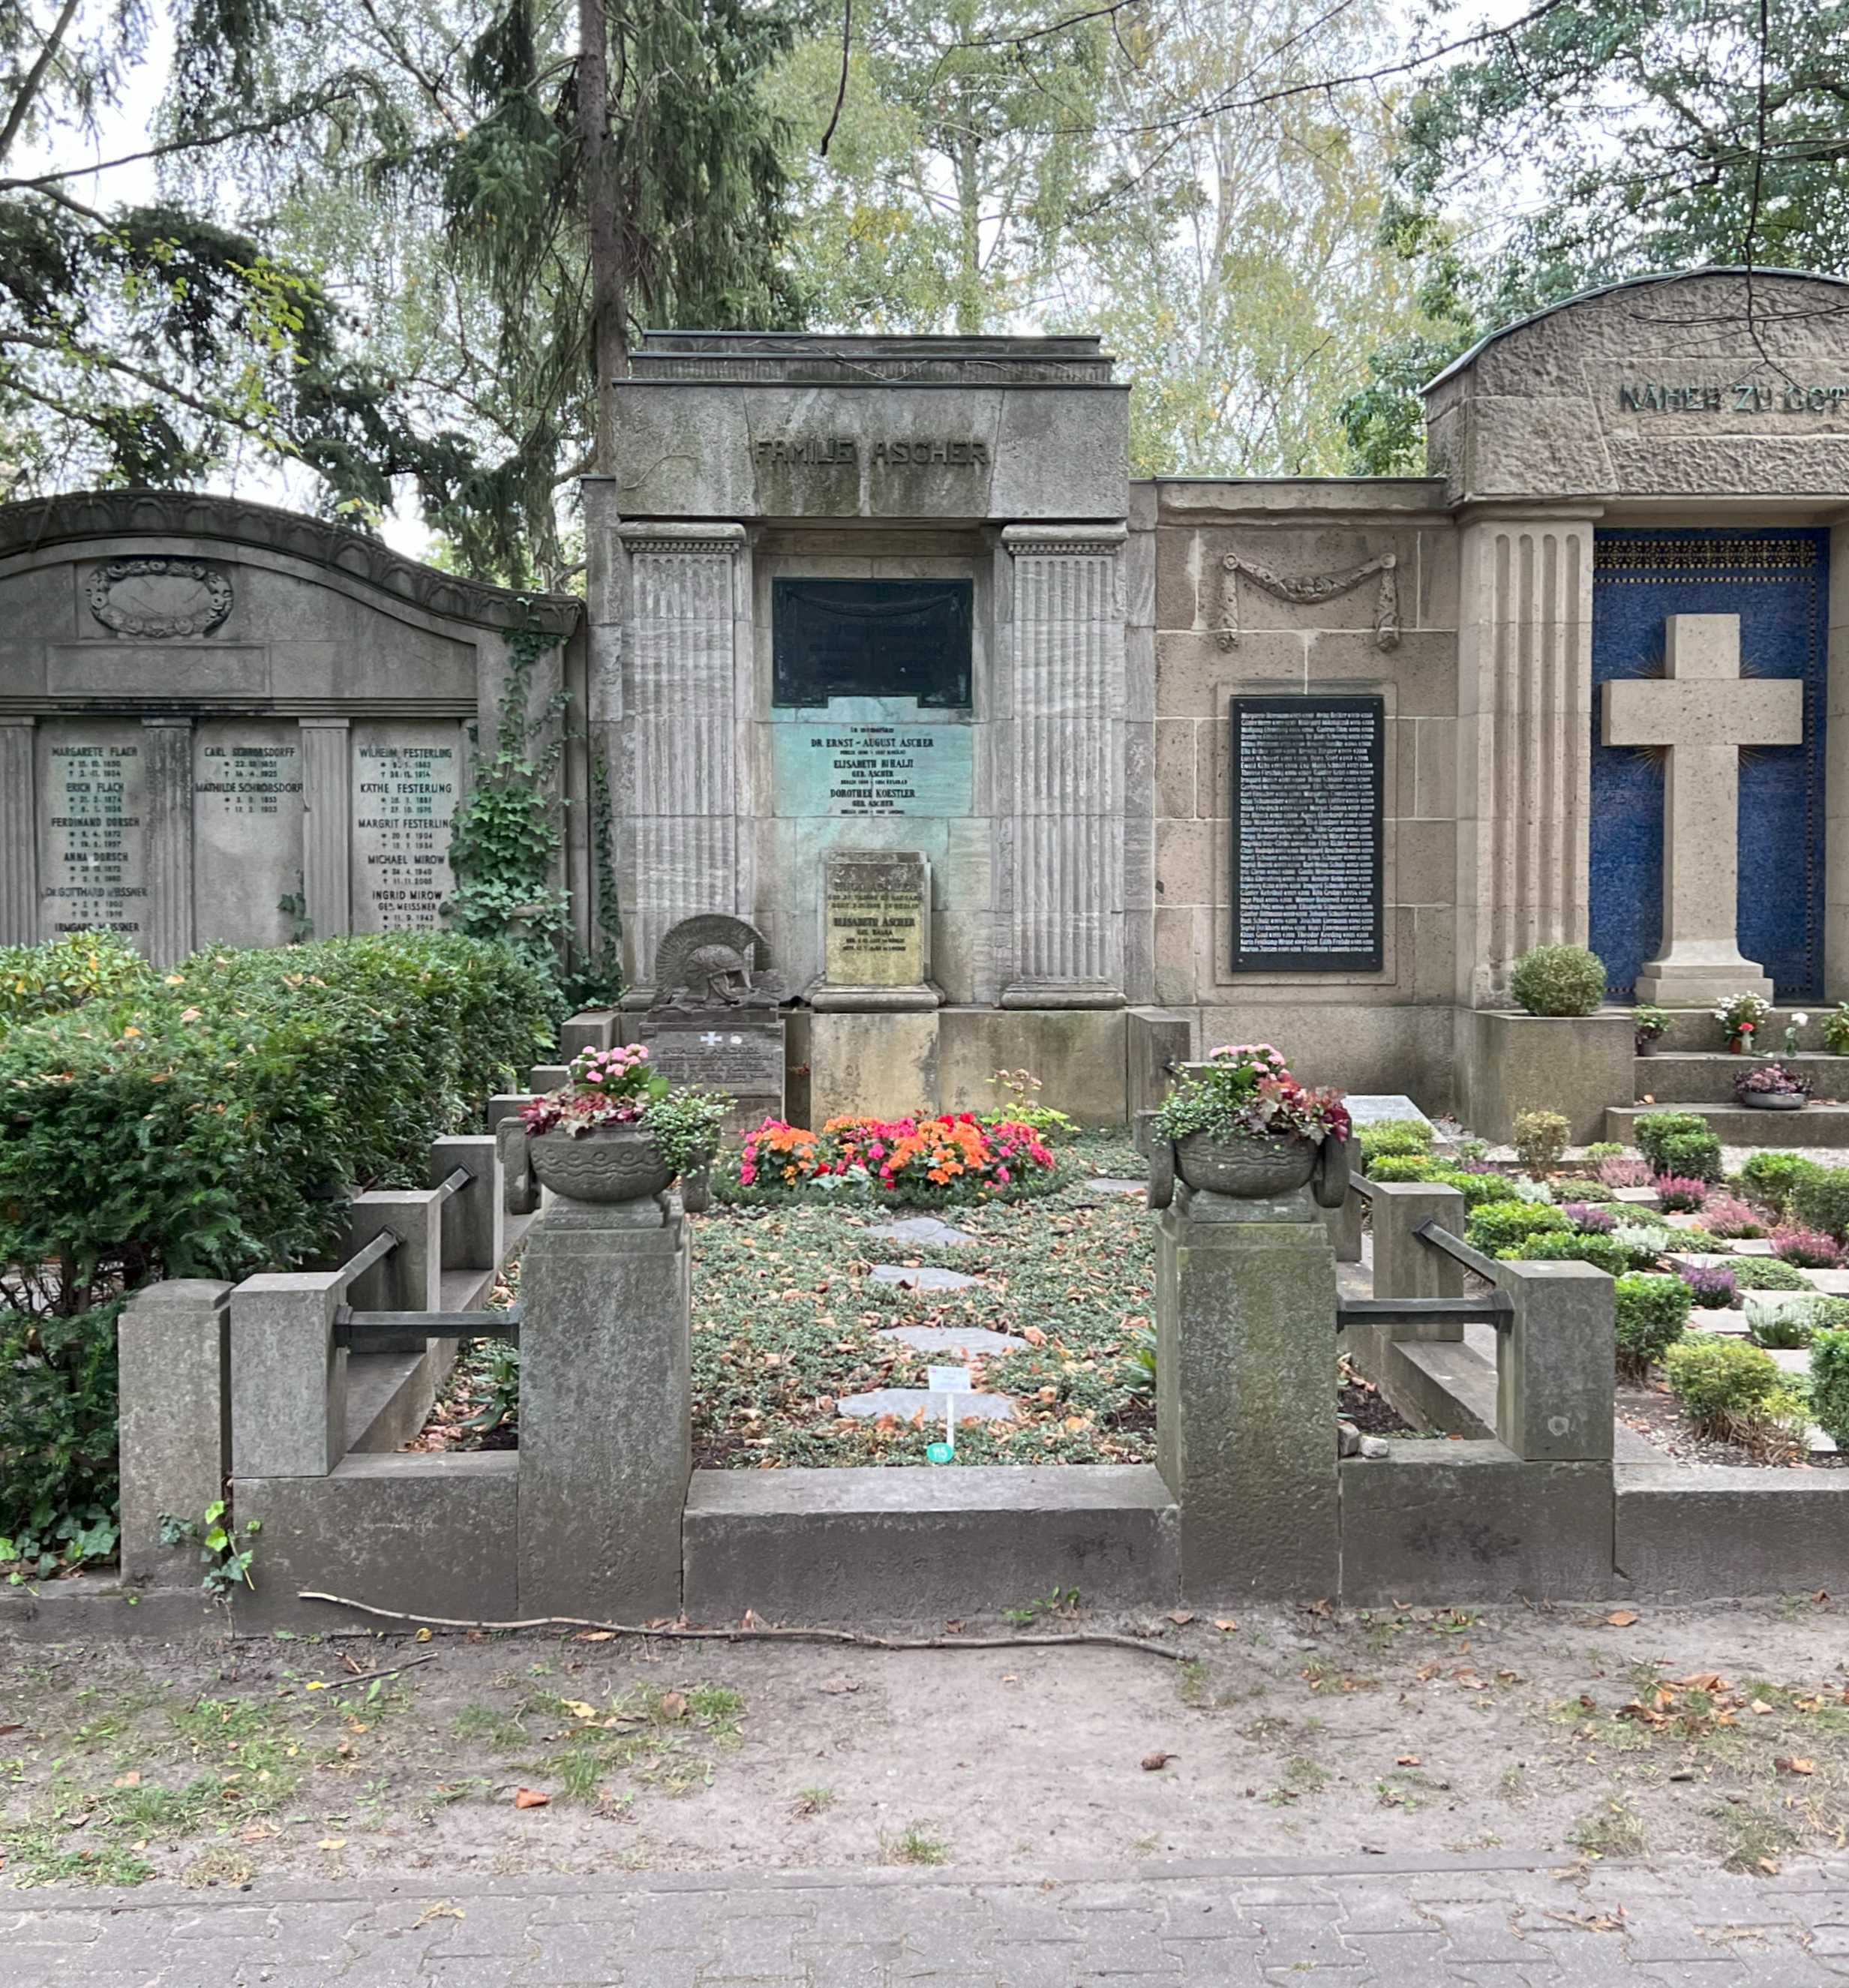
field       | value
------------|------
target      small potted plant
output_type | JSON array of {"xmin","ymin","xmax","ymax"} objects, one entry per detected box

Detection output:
[
  {"xmin": 1734, "ymin": 1061, "xmax": 1811, "ymax": 1113},
  {"xmin": 1714, "ymin": 990, "xmax": 1772, "ymax": 1054},
  {"xmin": 521, "ymin": 1044, "xmax": 726, "ymax": 1203},
  {"xmin": 1149, "ymin": 1043, "xmax": 1351, "ymax": 1206},
  {"xmin": 1781, "ymin": 1011, "xmax": 1810, "ymax": 1057},
  {"xmin": 1823, "ymin": 1003, "xmax": 1849, "ymax": 1056},
  {"xmin": 1633, "ymin": 1004, "xmax": 1670, "ymax": 1057}
]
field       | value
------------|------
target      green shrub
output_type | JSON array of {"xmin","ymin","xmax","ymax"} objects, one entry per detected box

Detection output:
[
  {"xmin": 1634, "ymin": 1110, "xmax": 1706, "ymax": 1168},
  {"xmin": 1503, "ymin": 1230, "xmax": 1629, "ymax": 1276},
  {"xmin": 1613, "ymin": 1273, "xmax": 1692, "ymax": 1378},
  {"xmin": 1725, "ymin": 1257, "xmax": 1812, "ymax": 1293},
  {"xmin": 1427, "ymin": 1169, "xmax": 1522, "ymax": 1209},
  {"xmin": 1509, "ymin": 944, "xmax": 1607, "ymax": 1017},
  {"xmin": 1662, "ymin": 1337, "xmax": 1801, "ymax": 1434},
  {"xmin": 0, "ymin": 932, "xmax": 554, "ymax": 1572},
  {"xmin": 1513, "ymin": 1109, "xmax": 1571, "ymax": 1177},
  {"xmin": 1634, "ymin": 1111, "xmax": 1724, "ymax": 1184},
  {"xmin": 1357, "ymin": 1118, "xmax": 1435, "ymax": 1162},
  {"xmin": 0, "ymin": 930, "xmax": 151, "ymax": 1032},
  {"xmin": 1583, "ymin": 1142, "xmax": 1625, "ymax": 1164},
  {"xmin": 1739, "ymin": 1151, "xmax": 1824, "ymax": 1213},
  {"xmin": 1811, "ymin": 1330, "xmax": 1849, "ymax": 1449},
  {"xmin": 1551, "ymin": 1177, "xmax": 1610, "ymax": 1203},
  {"xmin": 1466, "ymin": 1200, "xmax": 1572, "ymax": 1255},
  {"xmin": 1790, "ymin": 1167, "xmax": 1849, "ymax": 1244},
  {"xmin": 1364, "ymin": 1155, "xmax": 1438, "ymax": 1183}
]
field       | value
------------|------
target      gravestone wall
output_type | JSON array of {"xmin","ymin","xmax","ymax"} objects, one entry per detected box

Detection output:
[{"xmin": 0, "ymin": 494, "xmax": 585, "ymax": 964}]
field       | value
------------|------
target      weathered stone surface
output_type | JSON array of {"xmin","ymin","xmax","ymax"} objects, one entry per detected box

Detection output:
[
  {"xmin": 1156, "ymin": 1207, "xmax": 1339, "ymax": 1599},
  {"xmin": 867, "ymin": 1263, "xmax": 984, "ymax": 1291},
  {"xmin": 877, "ymin": 1325, "xmax": 1025, "ymax": 1356},
  {"xmin": 1366, "ymin": 1180, "xmax": 1467, "ymax": 1342},
  {"xmin": 682, "ymin": 1464, "xmax": 1177, "ymax": 1620},
  {"xmin": 1085, "ymin": 1177, "xmax": 1146, "ymax": 1196},
  {"xmin": 118, "ymin": 1280, "xmax": 233, "ymax": 1588},
  {"xmin": 340, "ymin": 1187, "xmax": 443, "ymax": 1328},
  {"xmin": 816, "ymin": 848, "xmax": 934, "ymax": 1005},
  {"xmin": 1126, "ymin": 1007, "xmax": 1190, "ymax": 1119},
  {"xmin": 1605, "ymin": 1102, "xmax": 1849, "ymax": 1148},
  {"xmin": 230, "ymin": 1272, "xmax": 347, "ymax": 1479},
  {"xmin": 1494, "ymin": 1259, "xmax": 1614, "ymax": 1463},
  {"xmin": 808, "ymin": 1009, "xmax": 937, "ymax": 1124},
  {"xmin": 935, "ymin": 1005, "xmax": 1129, "ymax": 1127},
  {"xmin": 837, "ymin": 1387, "xmax": 1016, "ymax": 1421},
  {"xmin": 431, "ymin": 1134, "xmax": 501, "ymax": 1275},
  {"xmin": 1457, "ymin": 1011, "xmax": 1634, "ymax": 1146},
  {"xmin": 863, "ymin": 1215, "xmax": 977, "ymax": 1247},
  {"xmin": 233, "ymin": 1452, "xmax": 518, "ymax": 1632},
  {"xmin": 516, "ymin": 1197, "xmax": 690, "ymax": 1618},
  {"xmin": 1340, "ymin": 1447, "xmax": 1622, "ymax": 1604},
  {"xmin": 1615, "ymin": 1463, "xmax": 1849, "ymax": 1597}
]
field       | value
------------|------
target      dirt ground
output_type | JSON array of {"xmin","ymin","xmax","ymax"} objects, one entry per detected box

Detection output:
[{"xmin": 4, "ymin": 1594, "xmax": 1847, "ymax": 1893}]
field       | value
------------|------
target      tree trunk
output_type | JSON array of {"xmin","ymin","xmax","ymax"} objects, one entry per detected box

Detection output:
[
  {"xmin": 956, "ymin": 131, "xmax": 982, "ymax": 334},
  {"xmin": 578, "ymin": 0, "xmax": 626, "ymax": 470}
]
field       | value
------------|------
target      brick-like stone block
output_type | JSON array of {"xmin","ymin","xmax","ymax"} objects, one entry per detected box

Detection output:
[
  {"xmin": 1616, "ymin": 1465, "xmax": 1849, "ymax": 1597},
  {"xmin": 230, "ymin": 1272, "xmax": 346, "ymax": 1479},
  {"xmin": 431, "ymin": 1134, "xmax": 501, "ymax": 1274},
  {"xmin": 119, "ymin": 1280, "xmax": 233, "ymax": 1587},
  {"xmin": 1495, "ymin": 1257, "xmax": 1613, "ymax": 1462}
]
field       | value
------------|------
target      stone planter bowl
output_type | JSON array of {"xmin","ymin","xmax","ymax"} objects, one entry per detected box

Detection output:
[
  {"xmin": 527, "ymin": 1125, "xmax": 675, "ymax": 1202},
  {"xmin": 1739, "ymin": 1092, "xmax": 1806, "ymax": 1112},
  {"xmin": 1173, "ymin": 1130, "xmax": 1316, "ymax": 1199}
]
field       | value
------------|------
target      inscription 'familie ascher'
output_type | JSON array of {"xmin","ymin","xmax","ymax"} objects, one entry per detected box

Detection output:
[{"xmin": 755, "ymin": 437, "xmax": 989, "ymax": 467}]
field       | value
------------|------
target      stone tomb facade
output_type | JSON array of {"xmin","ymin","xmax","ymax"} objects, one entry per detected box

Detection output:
[
  {"xmin": 586, "ymin": 278, "xmax": 1849, "ymax": 1125},
  {"xmin": 0, "ymin": 495, "xmax": 585, "ymax": 963}
]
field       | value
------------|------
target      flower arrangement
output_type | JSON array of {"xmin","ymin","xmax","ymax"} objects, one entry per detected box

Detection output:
[
  {"xmin": 1152, "ymin": 1043, "xmax": 1350, "ymax": 1147},
  {"xmin": 520, "ymin": 1043, "xmax": 725, "ymax": 1179},
  {"xmin": 1733, "ymin": 1060, "xmax": 1811, "ymax": 1104},
  {"xmin": 1632, "ymin": 1003, "xmax": 1670, "ymax": 1054},
  {"xmin": 1714, "ymin": 990, "xmax": 1772, "ymax": 1052},
  {"xmin": 1771, "ymin": 1224, "xmax": 1843, "ymax": 1269},
  {"xmin": 1652, "ymin": 1175, "xmax": 1709, "ymax": 1213},
  {"xmin": 733, "ymin": 1111, "xmax": 1057, "ymax": 1204},
  {"xmin": 1783, "ymin": 1011, "xmax": 1811, "ymax": 1056}
]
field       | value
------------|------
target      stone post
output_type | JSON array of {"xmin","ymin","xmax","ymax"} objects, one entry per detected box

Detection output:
[
  {"xmin": 431, "ymin": 1134, "xmax": 502, "ymax": 1275},
  {"xmin": 230, "ymin": 1271, "xmax": 347, "ymax": 1478},
  {"xmin": 1322, "ymin": 1136, "xmax": 1364, "ymax": 1264},
  {"xmin": 998, "ymin": 524, "xmax": 1127, "ymax": 1007},
  {"xmin": 518, "ymin": 1188, "xmax": 691, "ymax": 1617},
  {"xmin": 1368, "ymin": 1180, "xmax": 1467, "ymax": 1338},
  {"xmin": 118, "ymin": 1280, "xmax": 233, "ymax": 1587},
  {"xmin": 299, "ymin": 717, "xmax": 352, "ymax": 938},
  {"xmin": 497, "ymin": 1116, "xmax": 539, "ymax": 1215},
  {"xmin": 1155, "ymin": 1182, "xmax": 1339, "ymax": 1598},
  {"xmin": 486, "ymin": 1092, "xmax": 536, "ymax": 1133},
  {"xmin": 560, "ymin": 1011, "xmax": 618, "ymax": 1059},
  {"xmin": 614, "ymin": 523, "xmax": 748, "ymax": 997},
  {"xmin": 1493, "ymin": 1258, "xmax": 1613, "ymax": 1462},
  {"xmin": 140, "ymin": 716, "xmax": 195, "ymax": 968},
  {"xmin": 341, "ymin": 1188, "xmax": 443, "ymax": 1322},
  {"xmin": 0, "ymin": 718, "xmax": 35, "ymax": 943}
]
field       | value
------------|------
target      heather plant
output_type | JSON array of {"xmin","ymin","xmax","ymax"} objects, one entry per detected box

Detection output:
[
  {"xmin": 1561, "ymin": 1203, "xmax": 1617, "ymax": 1233},
  {"xmin": 1597, "ymin": 1152, "xmax": 1655, "ymax": 1190},
  {"xmin": 1771, "ymin": 1226, "xmax": 1843, "ymax": 1269},
  {"xmin": 1652, "ymin": 1176, "xmax": 1709, "ymax": 1213},
  {"xmin": 1745, "ymin": 1299, "xmax": 1818, "ymax": 1350},
  {"xmin": 1700, "ymin": 1194, "xmax": 1766, "ymax": 1239},
  {"xmin": 1679, "ymin": 1264, "xmax": 1738, "ymax": 1310},
  {"xmin": 1611, "ymin": 1223, "xmax": 1677, "ymax": 1271}
]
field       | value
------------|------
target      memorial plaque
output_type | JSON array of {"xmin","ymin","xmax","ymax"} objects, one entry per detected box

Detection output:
[
  {"xmin": 824, "ymin": 851, "xmax": 929, "ymax": 990},
  {"xmin": 36, "ymin": 720, "xmax": 149, "ymax": 942},
  {"xmin": 635, "ymin": 1010, "xmax": 785, "ymax": 1134},
  {"xmin": 773, "ymin": 720, "xmax": 974, "ymax": 819},
  {"xmin": 192, "ymin": 721, "xmax": 303, "ymax": 947},
  {"xmin": 350, "ymin": 721, "xmax": 461, "ymax": 933},
  {"xmin": 1229, "ymin": 695, "xmax": 1384, "ymax": 974},
  {"xmin": 773, "ymin": 579, "xmax": 972, "ymax": 708}
]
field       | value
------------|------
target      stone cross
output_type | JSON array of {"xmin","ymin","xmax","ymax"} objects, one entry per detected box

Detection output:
[{"xmin": 1602, "ymin": 614, "xmax": 1802, "ymax": 1003}]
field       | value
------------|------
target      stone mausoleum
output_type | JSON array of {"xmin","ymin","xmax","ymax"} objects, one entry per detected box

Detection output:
[{"xmin": 5, "ymin": 268, "xmax": 1849, "ymax": 1132}]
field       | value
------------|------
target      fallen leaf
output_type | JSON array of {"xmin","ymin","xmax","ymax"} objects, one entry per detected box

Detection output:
[
  {"xmin": 1168, "ymin": 1610, "xmax": 1195, "ymax": 1626},
  {"xmin": 414, "ymin": 1902, "xmax": 464, "ymax": 1926},
  {"xmin": 317, "ymin": 1836, "xmax": 347, "ymax": 1851},
  {"xmin": 1751, "ymin": 1699, "xmax": 1775, "ymax": 1716},
  {"xmin": 1396, "ymin": 1754, "xmax": 1421, "ymax": 1767},
  {"xmin": 415, "ymin": 1627, "xmax": 434, "ymax": 1644},
  {"xmin": 0, "ymin": 1723, "xmax": 20, "ymax": 1737},
  {"xmin": 560, "ymin": 1700, "xmax": 600, "ymax": 1722},
  {"xmin": 574, "ymin": 1630, "xmax": 617, "ymax": 1643},
  {"xmin": 1605, "ymin": 1610, "xmax": 1639, "ymax": 1627},
  {"xmin": 1675, "ymin": 1672, "xmax": 1728, "ymax": 1692},
  {"xmin": 660, "ymin": 1692, "xmax": 688, "ymax": 1720},
  {"xmin": 112, "ymin": 1772, "xmax": 140, "ymax": 1788},
  {"xmin": 1214, "ymin": 1618, "xmax": 1238, "ymax": 1634},
  {"xmin": 1140, "ymin": 1752, "xmax": 1176, "ymax": 1771},
  {"xmin": 817, "ymin": 1677, "xmax": 860, "ymax": 1696},
  {"xmin": 513, "ymin": 1788, "xmax": 550, "ymax": 1809},
  {"xmin": 1776, "ymin": 1757, "xmax": 1816, "ymax": 1776}
]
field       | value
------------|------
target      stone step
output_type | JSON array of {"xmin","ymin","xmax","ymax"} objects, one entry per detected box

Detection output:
[
  {"xmin": 1605, "ymin": 1102, "xmax": 1849, "ymax": 1149},
  {"xmin": 1635, "ymin": 1052, "xmax": 1849, "ymax": 1103}
]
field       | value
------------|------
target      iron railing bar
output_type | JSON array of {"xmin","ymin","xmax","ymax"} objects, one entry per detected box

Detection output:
[
  {"xmin": 338, "ymin": 1305, "xmax": 521, "ymax": 1331},
  {"xmin": 1349, "ymin": 1174, "xmax": 1376, "ymax": 1203},
  {"xmin": 1412, "ymin": 1218, "xmax": 1502, "ymax": 1284},
  {"xmin": 335, "ymin": 1227, "xmax": 400, "ymax": 1287},
  {"xmin": 433, "ymin": 1165, "xmax": 473, "ymax": 1202}
]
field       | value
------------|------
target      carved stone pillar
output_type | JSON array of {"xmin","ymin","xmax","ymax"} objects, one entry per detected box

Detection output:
[
  {"xmin": 1454, "ymin": 512, "xmax": 1597, "ymax": 1005},
  {"xmin": 140, "ymin": 716, "xmax": 194, "ymax": 968},
  {"xmin": 0, "ymin": 719, "xmax": 35, "ymax": 943},
  {"xmin": 617, "ymin": 523, "xmax": 748, "ymax": 995},
  {"xmin": 299, "ymin": 718, "xmax": 351, "ymax": 938},
  {"xmin": 998, "ymin": 523, "xmax": 1127, "ymax": 1007}
]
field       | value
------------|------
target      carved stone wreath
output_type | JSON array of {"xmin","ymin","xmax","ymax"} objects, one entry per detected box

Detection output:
[
  {"xmin": 86, "ymin": 557, "xmax": 233, "ymax": 638},
  {"xmin": 1216, "ymin": 552, "xmax": 1399, "ymax": 653}
]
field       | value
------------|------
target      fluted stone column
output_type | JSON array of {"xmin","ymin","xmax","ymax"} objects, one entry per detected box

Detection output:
[
  {"xmin": 0, "ymin": 718, "xmax": 34, "ymax": 943},
  {"xmin": 617, "ymin": 524, "xmax": 747, "ymax": 993},
  {"xmin": 1454, "ymin": 512, "xmax": 1596, "ymax": 1005},
  {"xmin": 299, "ymin": 717, "xmax": 351, "ymax": 938},
  {"xmin": 140, "ymin": 716, "xmax": 194, "ymax": 968},
  {"xmin": 999, "ymin": 523, "xmax": 1127, "ymax": 1007}
]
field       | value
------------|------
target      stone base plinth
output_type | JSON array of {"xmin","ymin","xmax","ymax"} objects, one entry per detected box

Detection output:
[
  {"xmin": 1635, "ymin": 956, "xmax": 1773, "ymax": 1005},
  {"xmin": 808, "ymin": 982, "xmax": 941, "ymax": 1014},
  {"xmin": 1455, "ymin": 1008, "xmax": 1634, "ymax": 1145}
]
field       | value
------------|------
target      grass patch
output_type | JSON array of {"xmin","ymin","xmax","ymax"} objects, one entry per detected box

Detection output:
[
  {"xmin": 1711, "ymin": 1798, "xmax": 1802, "ymax": 1872},
  {"xmin": 793, "ymin": 1786, "xmax": 835, "ymax": 1818},
  {"xmin": 1568, "ymin": 1792, "xmax": 1647, "ymax": 1859},
  {"xmin": 881, "ymin": 1821, "xmax": 948, "ymax": 1866}
]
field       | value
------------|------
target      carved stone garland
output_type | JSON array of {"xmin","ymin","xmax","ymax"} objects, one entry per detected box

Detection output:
[
  {"xmin": 1216, "ymin": 552, "xmax": 1399, "ymax": 653},
  {"xmin": 86, "ymin": 557, "xmax": 233, "ymax": 638}
]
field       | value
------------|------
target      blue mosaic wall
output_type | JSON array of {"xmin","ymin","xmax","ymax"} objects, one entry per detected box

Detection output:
[{"xmin": 1590, "ymin": 529, "xmax": 1828, "ymax": 1000}]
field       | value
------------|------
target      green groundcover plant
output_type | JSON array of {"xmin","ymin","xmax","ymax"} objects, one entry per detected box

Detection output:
[{"xmin": 0, "ymin": 932, "xmax": 552, "ymax": 1579}]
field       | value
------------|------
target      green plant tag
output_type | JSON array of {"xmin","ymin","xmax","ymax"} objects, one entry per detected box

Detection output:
[{"xmin": 926, "ymin": 1441, "xmax": 954, "ymax": 1464}]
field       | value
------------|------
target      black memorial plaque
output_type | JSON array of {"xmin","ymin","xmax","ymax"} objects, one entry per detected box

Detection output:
[
  {"xmin": 1229, "ymin": 695, "xmax": 1385, "ymax": 974},
  {"xmin": 635, "ymin": 1009, "xmax": 785, "ymax": 1134},
  {"xmin": 773, "ymin": 579, "xmax": 972, "ymax": 708}
]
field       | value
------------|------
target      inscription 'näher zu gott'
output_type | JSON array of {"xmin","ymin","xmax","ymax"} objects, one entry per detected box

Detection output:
[
  {"xmin": 1619, "ymin": 381, "xmax": 1849, "ymax": 415},
  {"xmin": 753, "ymin": 436, "xmax": 990, "ymax": 467}
]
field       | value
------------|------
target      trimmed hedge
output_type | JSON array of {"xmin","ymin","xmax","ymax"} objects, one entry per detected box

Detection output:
[
  {"xmin": 0, "ymin": 929, "xmax": 151, "ymax": 1031},
  {"xmin": 0, "ymin": 932, "xmax": 554, "ymax": 1576},
  {"xmin": 1613, "ymin": 1272, "xmax": 1691, "ymax": 1379}
]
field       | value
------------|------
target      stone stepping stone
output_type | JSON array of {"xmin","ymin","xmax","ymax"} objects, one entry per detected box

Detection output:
[
  {"xmin": 1085, "ymin": 1176, "xmax": 1147, "ymax": 1195},
  {"xmin": 1665, "ymin": 1251, "xmax": 1733, "ymax": 1272},
  {"xmin": 868, "ymin": 1263, "xmax": 985, "ymax": 1293},
  {"xmin": 838, "ymin": 1386, "xmax": 1016, "ymax": 1422},
  {"xmin": 1611, "ymin": 1187, "xmax": 1661, "ymax": 1206},
  {"xmin": 878, "ymin": 1325, "xmax": 1028, "ymax": 1357},
  {"xmin": 864, "ymin": 1215, "xmax": 978, "ymax": 1247},
  {"xmin": 1729, "ymin": 1239, "xmax": 1776, "ymax": 1255},
  {"xmin": 1799, "ymin": 1268, "xmax": 1849, "ymax": 1294}
]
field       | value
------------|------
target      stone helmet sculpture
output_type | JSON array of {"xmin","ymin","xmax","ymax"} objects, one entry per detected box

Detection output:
[
  {"xmin": 684, "ymin": 942, "xmax": 752, "ymax": 1003},
  {"xmin": 649, "ymin": 913, "xmax": 783, "ymax": 1009}
]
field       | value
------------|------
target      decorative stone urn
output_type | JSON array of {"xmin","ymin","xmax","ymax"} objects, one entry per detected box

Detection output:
[
  {"xmin": 526, "ymin": 1125, "xmax": 675, "ymax": 1203},
  {"xmin": 1148, "ymin": 1130, "xmax": 1349, "ymax": 1213}
]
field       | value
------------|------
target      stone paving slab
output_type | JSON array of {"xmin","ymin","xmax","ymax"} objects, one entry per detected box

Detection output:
[
  {"xmin": 877, "ymin": 1326, "xmax": 1028, "ymax": 1356},
  {"xmin": 837, "ymin": 1387, "xmax": 1017, "ymax": 1422},
  {"xmin": 868, "ymin": 1265, "xmax": 985, "ymax": 1292},
  {"xmin": 863, "ymin": 1218, "xmax": 979, "ymax": 1248},
  {"xmin": 2, "ymin": 1853, "xmax": 1845, "ymax": 1986},
  {"xmin": 1084, "ymin": 1178, "xmax": 1147, "ymax": 1196}
]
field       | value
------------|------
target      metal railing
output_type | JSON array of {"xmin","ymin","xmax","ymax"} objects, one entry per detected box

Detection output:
[
  {"xmin": 1333, "ymin": 1215, "xmax": 1514, "ymax": 1333},
  {"xmin": 335, "ymin": 1226, "xmax": 400, "ymax": 1289},
  {"xmin": 335, "ymin": 1303, "xmax": 522, "ymax": 1351}
]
